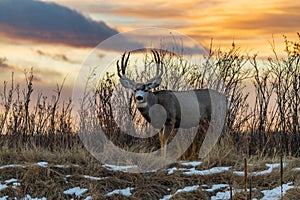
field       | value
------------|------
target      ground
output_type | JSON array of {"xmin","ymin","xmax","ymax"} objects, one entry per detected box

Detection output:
[{"xmin": 0, "ymin": 148, "xmax": 299, "ymax": 199}]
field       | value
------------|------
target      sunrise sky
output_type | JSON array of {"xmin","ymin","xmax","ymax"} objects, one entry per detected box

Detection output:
[{"xmin": 0, "ymin": 0, "xmax": 299, "ymax": 98}]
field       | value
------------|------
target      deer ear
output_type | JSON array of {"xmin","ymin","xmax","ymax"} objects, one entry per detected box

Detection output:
[
  {"xmin": 146, "ymin": 77, "xmax": 162, "ymax": 89},
  {"xmin": 120, "ymin": 77, "xmax": 136, "ymax": 89}
]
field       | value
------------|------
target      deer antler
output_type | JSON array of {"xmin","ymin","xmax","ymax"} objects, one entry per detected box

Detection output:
[
  {"xmin": 117, "ymin": 52, "xmax": 131, "ymax": 78},
  {"xmin": 151, "ymin": 50, "xmax": 164, "ymax": 78},
  {"xmin": 117, "ymin": 52, "xmax": 136, "ymax": 89},
  {"xmin": 143, "ymin": 50, "xmax": 164, "ymax": 89}
]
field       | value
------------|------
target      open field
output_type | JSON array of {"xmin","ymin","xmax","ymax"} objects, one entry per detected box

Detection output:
[
  {"xmin": 1, "ymin": 37, "xmax": 299, "ymax": 199},
  {"xmin": 0, "ymin": 148, "xmax": 299, "ymax": 199}
]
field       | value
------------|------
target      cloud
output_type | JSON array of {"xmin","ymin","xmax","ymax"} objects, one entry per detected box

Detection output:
[
  {"xmin": 0, "ymin": 0, "xmax": 118, "ymax": 47},
  {"xmin": 224, "ymin": 13, "xmax": 300, "ymax": 34},
  {"xmin": 0, "ymin": 57, "xmax": 17, "ymax": 71},
  {"xmin": 0, "ymin": 57, "xmax": 8, "ymax": 68},
  {"xmin": 0, "ymin": 56, "xmax": 64, "ymax": 85},
  {"xmin": 36, "ymin": 49, "xmax": 79, "ymax": 64}
]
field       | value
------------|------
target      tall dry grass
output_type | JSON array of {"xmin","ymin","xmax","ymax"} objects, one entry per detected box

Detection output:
[
  {"xmin": 0, "ymin": 34, "xmax": 299, "ymax": 160},
  {"xmin": 0, "ymin": 69, "xmax": 80, "ymax": 151}
]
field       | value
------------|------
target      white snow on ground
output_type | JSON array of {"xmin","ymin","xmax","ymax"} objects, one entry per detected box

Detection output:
[
  {"xmin": 211, "ymin": 189, "xmax": 246, "ymax": 200},
  {"xmin": 176, "ymin": 185, "xmax": 199, "ymax": 194},
  {"xmin": 0, "ymin": 162, "xmax": 79, "ymax": 170},
  {"xmin": 106, "ymin": 187, "xmax": 133, "ymax": 197},
  {"xmin": 0, "ymin": 195, "xmax": 46, "ymax": 200},
  {"xmin": 167, "ymin": 167, "xmax": 178, "ymax": 175},
  {"xmin": 4, "ymin": 178, "xmax": 18, "ymax": 184},
  {"xmin": 53, "ymin": 164, "xmax": 70, "ymax": 168},
  {"xmin": 261, "ymin": 182, "xmax": 294, "ymax": 200},
  {"xmin": 233, "ymin": 163, "xmax": 286, "ymax": 176},
  {"xmin": 63, "ymin": 186, "xmax": 88, "ymax": 198},
  {"xmin": 167, "ymin": 167, "xmax": 190, "ymax": 175},
  {"xmin": 0, "ymin": 162, "xmax": 299, "ymax": 199},
  {"xmin": 209, "ymin": 183, "xmax": 296, "ymax": 200},
  {"xmin": 204, "ymin": 184, "xmax": 229, "ymax": 192},
  {"xmin": 3, "ymin": 178, "xmax": 20, "ymax": 189},
  {"xmin": 160, "ymin": 185, "xmax": 199, "ymax": 200},
  {"xmin": 0, "ymin": 184, "xmax": 8, "ymax": 191},
  {"xmin": 23, "ymin": 195, "xmax": 47, "ymax": 200},
  {"xmin": 180, "ymin": 161, "xmax": 202, "ymax": 167},
  {"xmin": 53, "ymin": 164, "xmax": 79, "ymax": 168},
  {"xmin": 183, "ymin": 166, "xmax": 231, "ymax": 175},
  {"xmin": 0, "ymin": 164, "xmax": 25, "ymax": 169},
  {"xmin": 36, "ymin": 162, "xmax": 48, "ymax": 168},
  {"xmin": 168, "ymin": 161, "xmax": 202, "ymax": 174},
  {"xmin": 83, "ymin": 175, "xmax": 105, "ymax": 181},
  {"xmin": 12, "ymin": 182, "xmax": 21, "ymax": 189},
  {"xmin": 103, "ymin": 164, "xmax": 138, "ymax": 171}
]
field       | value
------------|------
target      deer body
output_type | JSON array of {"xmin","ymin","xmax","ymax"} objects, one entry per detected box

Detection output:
[
  {"xmin": 137, "ymin": 89, "xmax": 213, "ymax": 128},
  {"xmin": 117, "ymin": 50, "xmax": 225, "ymax": 157}
]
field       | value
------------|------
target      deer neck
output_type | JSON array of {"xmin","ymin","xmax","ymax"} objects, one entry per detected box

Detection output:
[{"xmin": 136, "ymin": 92, "xmax": 158, "ymax": 123}]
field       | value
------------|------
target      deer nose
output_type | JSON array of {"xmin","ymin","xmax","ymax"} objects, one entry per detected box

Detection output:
[{"xmin": 136, "ymin": 96, "xmax": 143, "ymax": 101}]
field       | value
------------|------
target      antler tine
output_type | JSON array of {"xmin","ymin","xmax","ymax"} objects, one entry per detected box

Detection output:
[
  {"xmin": 117, "ymin": 52, "xmax": 131, "ymax": 78},
  {"xmin": 122, "ymin": 52, "xmax": 130, "ymax": 75},
  {"xmin": 117, "ymin": 60, "xmax": 122, "ymax": 77},
  {"xmin": 151, "ymin": 49, "xmax": 163, "ymax": 77}
]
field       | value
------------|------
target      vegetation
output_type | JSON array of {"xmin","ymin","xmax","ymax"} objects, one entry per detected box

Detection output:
[
  {"xmin": 0, "ymin": 35, "xmax": 299, "ymax": 158},
  {"xmin": 0, "ymin": 35, "xmax": 299, "ymax": 199}
]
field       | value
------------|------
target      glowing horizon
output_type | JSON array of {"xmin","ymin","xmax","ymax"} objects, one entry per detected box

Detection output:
[{"xmin": 0, "ymin": 0, "xmax": 299, "ymax": 97}]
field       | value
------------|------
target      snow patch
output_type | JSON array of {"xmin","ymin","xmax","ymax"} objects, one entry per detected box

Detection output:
[
  {"xmin": 292, "ymin": 167, "xmax": 300, "ymax": 171},
  {"xmin": 204, "ymin": 184, "xmax": 229, "ymax": 192},
  {"xmin": 0, "ymin": 164, "xmax": 25, "ymax": 169},
  {"xmin": 12, "ymin": 182, "xmax": 21, "ymax": 189},
  {"xmin": 4, "ymin": 178, "xmax": 20, "ymax": 189},
  {"xmin": 103, "ymin": 164, "xmax": 137, "ymax": 172},
  {"xmin": 0, "ymin": 184, "xmax": 8, "ymax": 191},
  {"xmin": 184, "ymin": 166, "xmax": 231, "ymax": 175},
  {"xmin": 261, "ymin": 182, "xmax": 294, "ymax": 200},
  {"xmin": 160, "ymin": 185, "xmax": 199, "ymax": 200},
  {"xmin": 167, "ymin": 167, "xmax": 189, "ymax": 175},
  {"xmin": 4, "ymin": 178, "xmax": 18, "ymax": 184},
  {"xmin": 23, "ymin": 195, "xmax": 47, "ymax": 200},
  {"xmin": 211, "ymin": 189, "xmax": 245, "ymax": 200},
  {"xmin": 180, "ymin": 161, "xmax": 202, "ymax": 167},
  {"xmin": 63, "ymin": 186, "xmax": 88, "ymax": 197},
  {"xmin": 233, "ymin": 163, "xmax": 286, "ymax": 177},
  {"xmin": 54, "ymin": 164, "xmax": 79, "ymax": 168},
  {"xmin": 83, "ymin": 175, "xmax": 105, "ymax": 181},
  {"xmin": 176, "ymin": 185, "xmax": 199, "ymax": 193},
  {"xmin": 53, "ymin": 164, "xmax": 70, "ymax": 168},
  {"xmin": 36, "ymin": 162, "xmax": 48, "ymax": 168},
  {"xmin": 106, "ymin": 187, "xmax": 133, "ymax": 197}
]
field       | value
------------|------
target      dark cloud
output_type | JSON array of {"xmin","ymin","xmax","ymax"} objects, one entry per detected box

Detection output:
[
  {"xmin": 0, "ymin": 0, "xmax": 118, "ymax": 47},
  {"xmin": 36, "ymin": 49, "xmax": 79, "ymax": 64},
  {"xmin": 0, "ymin": 57, "xmax": 63, "ymax": 85},
  {"xmin": 0, "ymin": 57, "xmax": 8, "ymax": 67},
  {"xmin": 0, "ymin": 57, "xmax": 16, "ymax": 71}
]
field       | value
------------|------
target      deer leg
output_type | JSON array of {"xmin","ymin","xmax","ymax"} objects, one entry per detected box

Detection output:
[
  {"xmin": 160, "ymin": 122, "xmax": 175, "ymax": 158},
  {"xmin": 159, "ymin": 130, "xmax": 165, "ymax": 158}
]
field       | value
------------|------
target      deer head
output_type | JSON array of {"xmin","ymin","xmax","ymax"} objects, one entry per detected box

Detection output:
[{"xmin": 117, "ymin": 50, "xmax": 163, "ymax": 108}]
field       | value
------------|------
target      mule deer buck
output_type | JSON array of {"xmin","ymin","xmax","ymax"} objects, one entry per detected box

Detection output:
[{"xmin": 117, "ymin": 50, "xmax": 228, "ymax": 158}]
